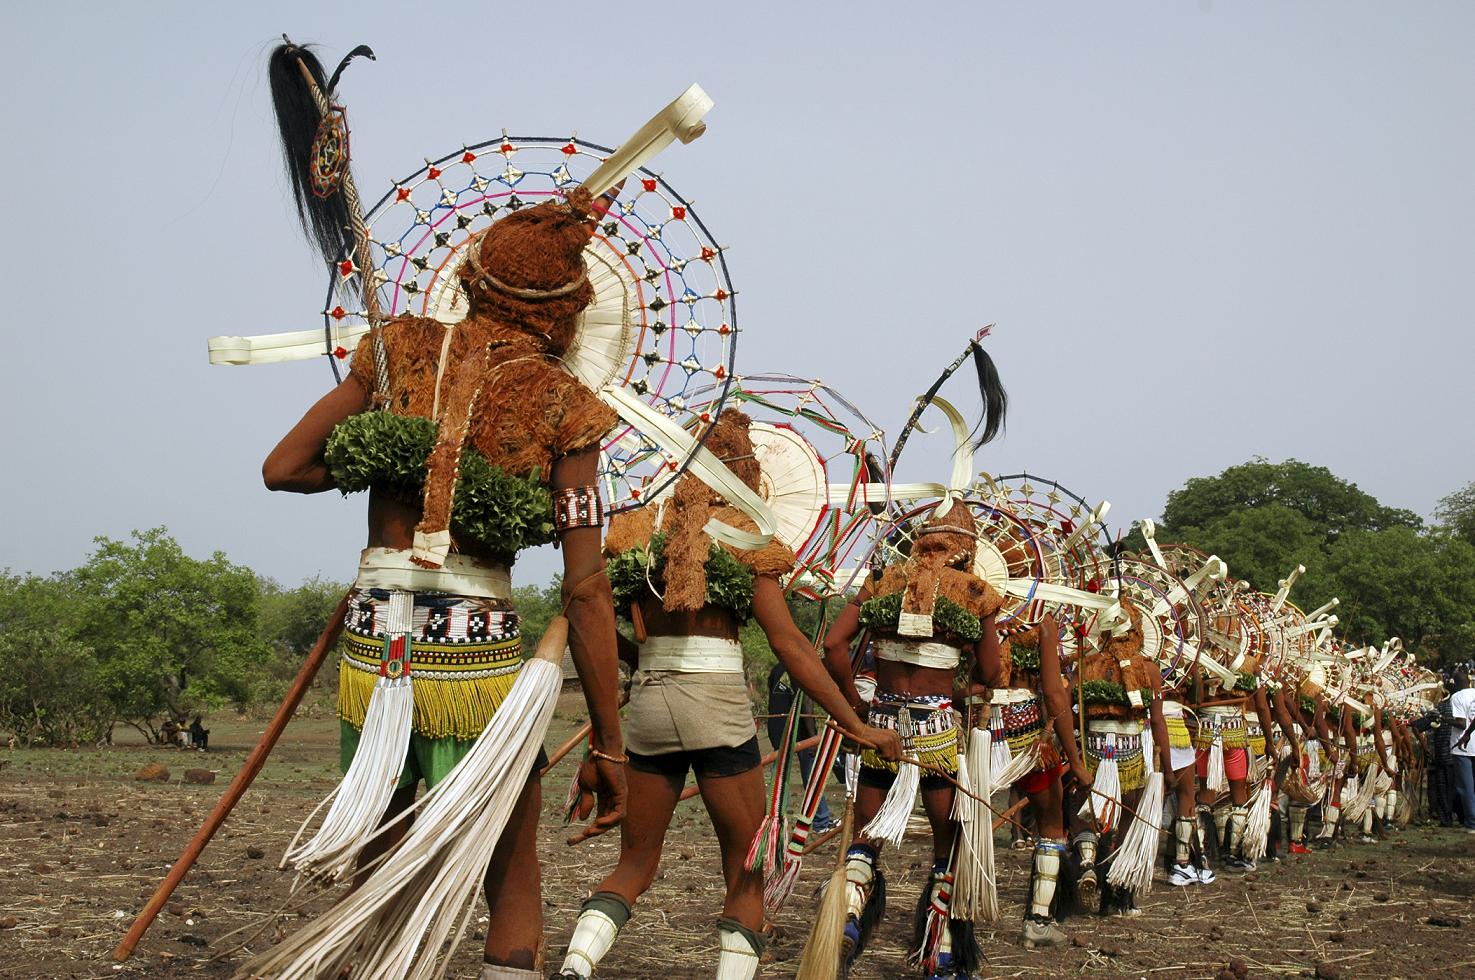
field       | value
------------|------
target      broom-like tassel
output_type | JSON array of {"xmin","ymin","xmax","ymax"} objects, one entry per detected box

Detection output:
[
  {"xmin": 283, "ymin": 593, "xmax": 414, "ymax": 882},
  {"xmin": 1242, "ymin": 775, "xmax": 1275, "ymax": 862},
  {"xmin": 989, "ymin": 739, "xmax": 1040, "ymax": 795},
  {"xmin": 862, "ymin": 708, "xmax": 918, "ymax": 847},
  {"xmin": 1079, "ymin": 745, "xmax": 1121, "ymax": 835},
  {"xmin": 746, "ymin": 690, "xmax": 803, "ymax": 875},
  {"xmin": 1105, "ymin": 770, "xmax": 1163, "ymax": 896},
  {"xmin": 240, "ymin": 618, "xmax": 569, "ymax": 980},
  {"xmin": 795, "ymin": 802, "xmax": 854, "ymax": 980},
  {"xmin": 1206, "ymin": 736, "xmax": 1228, "ymax": 794},
  {"xmin": 951, "ymin": 728, "xmax": 998, "ymax": 922}
]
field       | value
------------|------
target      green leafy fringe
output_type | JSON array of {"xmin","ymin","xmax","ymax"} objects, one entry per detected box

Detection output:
[
  {"xmin": 324, "ymin": 412, "xmax": 554, "ymax": 557},
  {"xmin": 606, "ymin": 533, "xmax": 756, "ymax": 621},
  {"xmin": 857, "ymin": 592, "xmax": 981, "ymax": 643},
  {"xmin": 1234, "ymin": 672, "xmax": 1259, "ymax": 693},
  {"xmin": 1081, "ymin": 679, "xmax": 1129, "ymax": 706}
]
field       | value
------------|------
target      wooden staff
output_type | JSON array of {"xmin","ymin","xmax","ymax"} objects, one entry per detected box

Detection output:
[{"xmin": 112, "ymin": 591, "xmax": 352, "ymax": 962}]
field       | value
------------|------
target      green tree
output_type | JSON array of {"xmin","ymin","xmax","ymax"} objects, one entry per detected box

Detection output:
[
  {"xmin": 1435, "ymin": 481, "xmax": 1475, "ymax": 548},
  {"xmin": 257, "ymin": 575, "xmax": 349, "ymax": 703},
  {"xmin": 73, "ymin": 528, "xmax": 270, "ymax": 742},
  {"xmin": 1325, "ymin": 528, "xmax": 1475, "ymax": 653},
  {"xmin": 1171, "ymin": 504, "xmax": 1328, "ymax": 604},
  {"xmin": 1161, "ymin": 459, "xmax": 1421, "ymax": 542},
  {"xmin": 0, "ymin": 628, "xmax": 112, "ymax": 746}
]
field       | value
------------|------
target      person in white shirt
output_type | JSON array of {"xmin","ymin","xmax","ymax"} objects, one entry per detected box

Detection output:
[{"xmin": 1446, "ymin": 671, "xmax": 1475, "ymax": 831}]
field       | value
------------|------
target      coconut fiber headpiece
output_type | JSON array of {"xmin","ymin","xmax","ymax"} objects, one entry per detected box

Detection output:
[{"xmin": 659, "ymin": 408, "xmax": 763, "ymax": 613}]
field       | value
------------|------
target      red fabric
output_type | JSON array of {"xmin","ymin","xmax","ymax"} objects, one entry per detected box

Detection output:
[
  {"xmin": 1195, "ymin": 747, "xmax": 1249, "ymax": 781},
  {"xmin": 1016, "ymin": 762, "xmax": 1066, "ymax": 795}
]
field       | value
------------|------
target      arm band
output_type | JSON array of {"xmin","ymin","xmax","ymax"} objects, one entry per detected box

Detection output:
[{"xmin": 553, "ymin": 485, "xmax": 604, "ymax": 533}]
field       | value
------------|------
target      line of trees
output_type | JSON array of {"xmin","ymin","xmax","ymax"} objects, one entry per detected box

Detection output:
[{"xmin": 1125, "ymin": 460, "xmax": 1475, "ymax": 664}]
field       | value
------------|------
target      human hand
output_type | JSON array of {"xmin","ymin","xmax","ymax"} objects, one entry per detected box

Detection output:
[
  {"xmin": 863, "ymin": 725, "xmax": 903, "ymax": 763},
  {"xmin": 567, "ymin": 755, "xmax": 627, "ymax": 845},
  {"xmin": 1070, "ymin": 762, "xmax": 1094, "ymax": 788}
]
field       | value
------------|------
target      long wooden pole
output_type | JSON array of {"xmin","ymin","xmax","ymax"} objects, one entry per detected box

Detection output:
[{"xmin": 111, "ymin": 591, "xmax": 352, "ymax": 962}]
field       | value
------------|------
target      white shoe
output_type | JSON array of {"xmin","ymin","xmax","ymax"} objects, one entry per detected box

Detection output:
[
  {"xmin": 1197, "ymin": 866, "xmax": 1217, "ymax": 885},
  {"xmin": 1168, "ymin": 864, "xmax": 1198, "ymax": 887}
]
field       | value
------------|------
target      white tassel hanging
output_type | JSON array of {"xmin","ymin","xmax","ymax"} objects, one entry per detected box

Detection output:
[
  {"xmin": 1079, "ymin": 744, "xmax": 1121, "ymax": 834},
  {"xmin": 284, "ymin": 592, "xmax": 416, "ymax": 882},
  {"xmin": 1340, "ymin": 771, "xmax": 1378, "ymax": 823},
  {"xmin": 1106, "ymin": 770, "xmax": 1163, "ymax": 897},
  {"xmin": 1242, "ymin": 778, "xmax": 1275, "ymax": 862},
  {"xmin": 283, "ymin": 675, "xmax": 414, "ymax": 880},
  {"xmin": 863, "ymin": 707, "xmax": 919, "ymax": 847},
  {"xmin": 988, "ymin": 740, "xmax": 1040, "ymax": 795},
  {"xmin": 991, "ymin": 726, "xmax": 1014, "ymax": 776},
  {"xmin": 1206, "ymin": 736, "xmax": 1228, "ymax": 794},
  {"xmin": 241, "ymin": 620, "xmax": 569, "ymax": 980},
  {"xmin": 951, "ymin": 728, "xmax": 998, "ymax": 922}
]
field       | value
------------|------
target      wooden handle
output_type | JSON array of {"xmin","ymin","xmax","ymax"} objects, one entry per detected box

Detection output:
[{"xmin": 111, "ymin": 591, "xmax": 352, "ymax": 962}]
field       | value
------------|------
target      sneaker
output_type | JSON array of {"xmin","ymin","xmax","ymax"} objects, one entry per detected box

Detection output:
[
  {"xmin": 1168, "ymin": 864, "xmax": 1198, "ymax": 887},
  {"xmin": 1314, "ymin": 837, "xmax": 1336, "ymax": 850},
  {"xmin": 1021, "ymin": 915, "xmax": 1068, "ymax": 949},
  {"xmin": 811, "ymin": 817, "xmax": 840, "ymax": 835},
  {"xmin": 1358, "ymin": 834, "xmax": 1376, "ymax": 844},
  {"xmin": 1289, "ymin": 842, "xmax": 1312, "ymax": 855},
  {"xmin": 1196, "ymin": 866, "xmax": 1217, "ymax": 885}
]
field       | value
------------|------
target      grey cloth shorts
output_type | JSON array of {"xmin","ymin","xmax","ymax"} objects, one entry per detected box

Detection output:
[{"xmin": 625, "ymin": 669, "xmax": 756, "ymax": 756}]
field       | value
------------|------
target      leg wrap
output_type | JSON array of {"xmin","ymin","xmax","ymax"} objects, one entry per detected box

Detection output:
[
  {"xmin": 715, "ymin": 918, "xmax": 764, "ymax": 980},
  {"xmin": 1227, "ymin": 805, "xmax": 1249, "ymax": 858},
  {"xmin": 1028, "ymin": 840, "xmax": 1066, "ymax": 921},
  {"xmin": 1318, "ymin": 803, "xmax": 1341, "ymax": 839},
  {"xmin": 1212, "ymin": 803, "xmax": 1232, "ymax": 852},
  {"xmin": 1071, "ymin": 830, "xmax": 1098, "ymax": 870},
  {"xmin": 1289, "ymin": 806, "xmax": 1308, "ymax": 844},
  {"xmin": 1174, "ymin": 817, "xmax": 1195, "ymax": 865},
  {"xmin": 481, "ymin": 967, "xmax": 541, "ymax": 980},
  {"xmin": 557, "ymin": 892, "xmax": 630, "ymax": 979},
  {"xmin": 842, "ymin": 844, "xmax": 885, "ymax": 959}
]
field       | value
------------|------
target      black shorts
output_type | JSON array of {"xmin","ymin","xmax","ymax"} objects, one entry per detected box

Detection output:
[
  {"xmin": 858, "ymin": 761, "xmax": 950, "ymax": 793},
  {"xmin": 628, "ymin": 736, "xmax": 762, "ymax": 780}
]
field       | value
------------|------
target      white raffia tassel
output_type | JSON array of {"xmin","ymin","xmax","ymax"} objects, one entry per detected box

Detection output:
[
  {"xmin": 1106, "ymin": 770, "xmax": 1163, "ymax": 897},
  {"xmin": 1206, "ymin": 737, "xmax": 1228, "ymax": 794},
  {"xmin": 991, "ymin": 728, "xmax": 1014, "ymax": 776},
  {"xmin": 1079, "ymin": 750, "xmax": 1121, "ymax": 834},
  {"xmin": 284, "ymin": 592, "xmax": 416, "ymax": 882},
  {"xmin": 1242, "ymin": 777, "xmax": 1275, "ymax": 863},
  {"xmin": 863, "ymin": 707, "xmax": 918, "ymax": 847},
  {"xmin": 951, "ymin": 728, "xmax": 998, "ymax": 922},
  {"xmin": 1340, "ymin": 771, "xmax": 1378, "ymax": 823},
  {"xmin": 989, "ymin": 739, "xmax": 1040, "ymax": 795},
  {"xmin": 240, "ymin": 620, "xmax": 569, "ymax": 980},
  {"xmin": 283, "ymin": 675, "xmax": 413, "ymax": 881}
]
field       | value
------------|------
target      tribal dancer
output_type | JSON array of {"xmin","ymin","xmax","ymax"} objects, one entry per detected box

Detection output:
[
  {"xmin": 1188, "ymin": 652, "xmax": 1256, "ymax": 872},
  {"xmin": 1068, "ymin": 602, "xmax": 1170, "ymax": 915},
  {"xmin": 556, "ymin": 410, "xmax": 901, "ymax": 980},
  {"xmin": 980, "ymin": 615, "xmax": 1092, "ymax": 946},
  {"xmin": 258, "ymin": 42, "xmax": 626, "ymax": 979},
  {"xmin": 1163, "ymin": 666, "xmax": 1215, "ymax": 885},
  {"xmin": 819, "ymin": 500, "xmax": 1003, "ymax": 977},
  {"xmin": 1241, "ymin": 664, "xmax": 1300, "ymax": 865},
  {"xmin": 1314, "ymin": 693, "xmax": 1358, "ymax": 849}
]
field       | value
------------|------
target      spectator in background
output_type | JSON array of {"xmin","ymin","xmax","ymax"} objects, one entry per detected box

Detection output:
[
  {"xmin": 189, "ymin": 715, "xmax": 210, "ymax": 753},
  {"xmin": 767, "ymin": 663, "xmax": 838, "ymax": 833},
  {"xmin": 160, "ymin": 717, "xmax": 179, "ymax": 747},
  {"xmin": 1415, "ymin": 685, "xmax": 1456, "ymax": 826},
  {"xmin": 1447, "ymin": 670, "xmax": 1475, "ymax": 831}
]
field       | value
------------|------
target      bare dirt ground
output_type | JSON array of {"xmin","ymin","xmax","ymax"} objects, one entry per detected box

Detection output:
[{"xmin": 3, "ymin": 697, "xmax": 1474, "ymax": 979}]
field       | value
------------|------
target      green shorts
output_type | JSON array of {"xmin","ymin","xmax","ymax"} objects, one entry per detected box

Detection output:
[
  {"xmin": 339, "ymin": 721, "xmax": 550, "ymax": 791},
  {"xmin": 339, "ymin": 720, "xmax": 477, "ymax": 791}
]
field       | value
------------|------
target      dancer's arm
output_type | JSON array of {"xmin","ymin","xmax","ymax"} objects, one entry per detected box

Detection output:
[
  {"xmin": 1270, "ymin": 686, "xmax": 1302, "ymax": 762},
  {"xmin": 1039, "ymin": 615, "xmax": 1090, "ymax": 785},
  {"xmin": 822, "ymin": 587, "xmax": 869, "ymax": 711},
  {"xmin": 262, "ymin": 374, "xmax": 370, "ymax": 492},
  {"xmin": 755, "ymin": 576, "xmax": 899, "ymax": 760},
  {"xmin": 1372, "ymin": 707, "xmax": 1394, "ymax": 775},
  {"xmin": 554, "ymin": 448, "xmax": 626, "ymax": 841}
]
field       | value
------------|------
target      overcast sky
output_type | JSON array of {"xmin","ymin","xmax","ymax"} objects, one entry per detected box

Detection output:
[{"xmin": 2, "ymin": 1, "xmax": 1470, "ymax": 589}]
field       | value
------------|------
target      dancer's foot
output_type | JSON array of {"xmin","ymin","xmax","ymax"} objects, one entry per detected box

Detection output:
[
  {"xmin": 1289, "ymin": 841, "xmax": 1312, "ymax": 855},
  {"xmin": 1021, "ymin": 915, "xmax": 1068, "ymax": 949},
  {"xmin": 1196, "ymin": 865, "xmax": 1217, "ymax": 885},
  {"xmin": 1168, "ymin": 864, "xmax": 1198, "ymax": 887}
]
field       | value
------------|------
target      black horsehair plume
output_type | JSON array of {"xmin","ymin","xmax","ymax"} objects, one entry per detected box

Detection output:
[
  {"xmin": 969, "ymin": 339, "xmax": 1008, "ymax": 449},
  {"xmin": 267, "ymin": 38, "xmax": 375, "ymax": 269}
]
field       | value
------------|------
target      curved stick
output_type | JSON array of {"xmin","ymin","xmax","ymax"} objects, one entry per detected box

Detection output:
[{"xmin": 112, "ymin": 591, "xmax": 352, "ymax": 962}]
